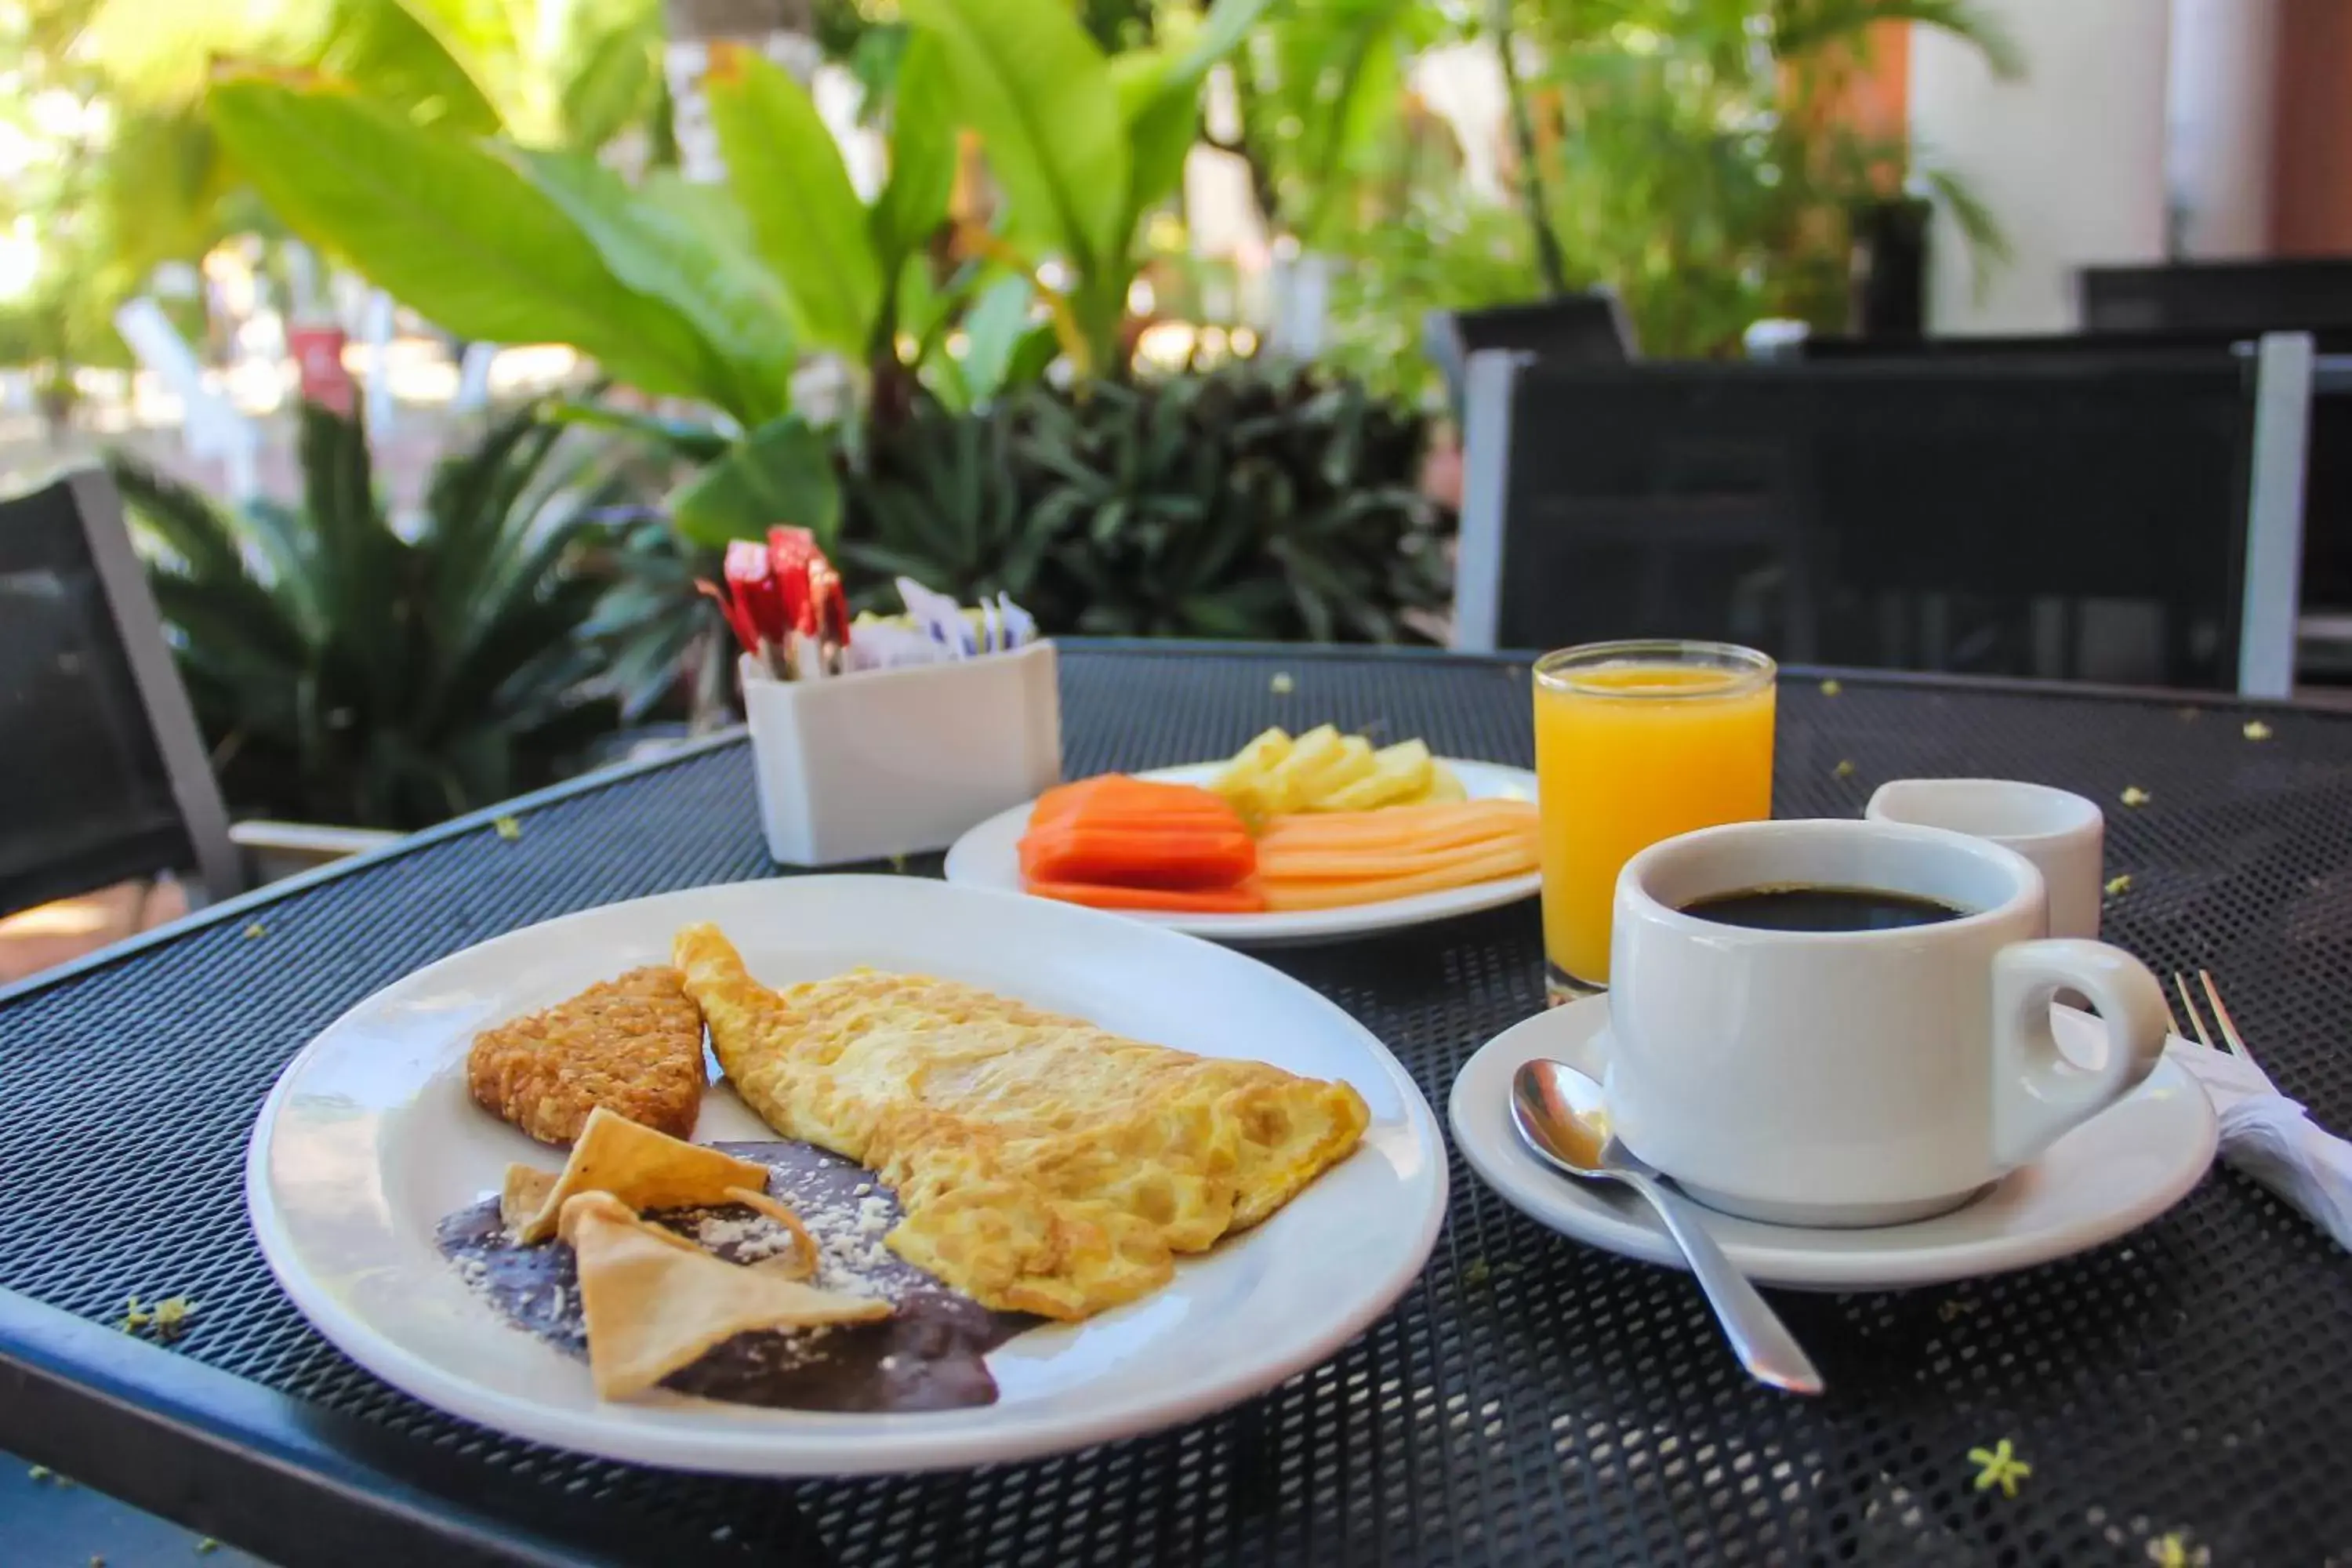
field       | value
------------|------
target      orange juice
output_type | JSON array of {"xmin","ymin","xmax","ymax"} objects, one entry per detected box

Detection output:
[{"xmin": 1534, "ymin": 643, "xmax": 1777, "ymax": 994}]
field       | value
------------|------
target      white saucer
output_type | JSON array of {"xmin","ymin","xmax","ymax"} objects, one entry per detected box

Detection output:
[{"xmin": 1448, "ymin": 995, "xmax": 2217, "ymax": 1291}]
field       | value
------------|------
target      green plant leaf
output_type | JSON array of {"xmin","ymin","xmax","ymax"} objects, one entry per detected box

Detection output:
[
  {"xmin": 1116, "ymin": 50, "xmax": 1198, "ymax": 224},
  {"xmin": 1298, "ymin": 13, "xmax": 1406, "ymax": 241},
  {"xmin": 671, "ymin": 416, "xmax": 842, "ymax": 547},
  {"xmin": 112, "ymin": 453, "xmax": 315, "ymax": 662},
  {"xmin": 1004, "ymin": 322, "xmax": 1062, "ymax": 387},
  {"xmin": 1774, "ymin": 0, "xmax": 2024, "ymax": 80},
  {"xmin": 900, "ymin": 0, "xmax": 1127, "ymax": 267},
  {"xmin": 235, "ymin": 499, "xmax": 327, "ymax": 637},
  {"xmin": 551, "ymin": 0, "xmax": 666, "ymax": 147},
  {"xmin": 1123, "ymin": 0, "xmax": 1274, "ymax": 220},
  {"xmin": 923, "ymin": 340, "xmax": 975, "ymax": 412},
  {"xmin": 206, "ymin": 78, "xmax": 721, "ymax": 405},
  {"xmin": 425, "ymin": 398, "xmax": 550, "ymax": 564},
  {"xmin": 1166, "ymin": 0, "xmax": 1279, "ymax": 84},
  {"xmin": 1916, "ymin": 163, "xmax": 2011, "ymax": 297},
  {"xmin": 869, "ymin": 32, "xmax": 959, "ymax": 278},
  {"xmin": 320, "ymin": 0, "xmax": 507, "ymax": 133},
  {"xmin": 376, "ymin": 0, "xmax": 518, "ymax": 124},
  {"xmin": 502, "ymin": 147, "xmax": 798, "ymax": 426},
  {"xmin": 704, "ymin": 43, "xmax": 882, "ymax": 358},
  {"xmin": 957, "ymin": 274, "xmax": 1035, "ymax": 405},
  {"xmin": 546, "ymin": 398, "xmax": 735, "ymax": 461},
  {"xmin": 895, "ymin": 254, "xmax": 959, "ymax": 350}
]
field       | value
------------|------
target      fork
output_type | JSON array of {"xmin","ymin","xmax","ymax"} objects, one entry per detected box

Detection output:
[{"xmin": 2169, "ymin": 968, "xmax": 2261, "ymax": 1069}]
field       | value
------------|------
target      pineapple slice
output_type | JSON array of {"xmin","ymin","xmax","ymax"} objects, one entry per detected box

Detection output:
[
  {"xmin": 1315, "ymin": 740, "xmax": 1435, "ymax": 811},
  {"xmin": 1218, "ymin": 728, "xmax": 1293, "ymax": 780},
  {"xmin": 1209, "ymin": 728, "xmax": 1293, "ymax": 829},
  {"xmin": 1416, "ymin": 761, "xmax": 1468, "ymax": 804},
  {"xmin": 1264, "ymin": 724, "xmax": 1348, "ymax": 811},
  {"xmin": 1211, "ymin": 726, "xmax": 1465, "ymax": 820},
  {"xmin": 1312, "ymin": 735, "xmax": 1379, "ymax": 800}
]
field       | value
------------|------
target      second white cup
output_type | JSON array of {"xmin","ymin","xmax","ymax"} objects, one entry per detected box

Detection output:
[{"xmin": 1866, "ymin": 779, "xmax": 2105, "ymax": 940}]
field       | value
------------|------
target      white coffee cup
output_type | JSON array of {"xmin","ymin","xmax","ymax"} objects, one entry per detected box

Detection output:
[
  {"xmin": 1607, "ymin": 818, "xmax": 2169, "ymax": 1227},
  {"xmin": 1865, "ymin": 779, "xmax": 2105, "ymax": 941}
]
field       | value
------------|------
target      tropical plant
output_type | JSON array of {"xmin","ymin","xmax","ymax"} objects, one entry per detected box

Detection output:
[
  {"xmin": 205, "ymin": 0, "xmax": 1272, "ymax": 542},
  {"xmin": 207, "ymin": 69, "xmax": 829, "ymax": 543},
  {"xmin": 1212, "ymin": 0, "xmax": 2019, "ymax": 371},
  {"xmin": 840, "ymin": 359, "xmax": 1450, "ymax": 642},
  {"xmin": 899, "ymin": 0, "xmax": 1274, "ymax": 378},
  {"xmin": 1218, "ymin": 0, "xmax": 1453, "ymax": 247},
  {"xmin": 833, "ymin": 395, "xmax": 1040, "ymax": 608},
  {"xmin": 1316, "ymin": 199, "xmax": 1547, "ymax": 406},
  {"xmin": 575, "ymin": 503, "xmax": 741, "ymax": 725},
  {"xmin": 205, "ymin": 21, "xmax": 987, "ymax": 545},
  {"xmin": 1523, "ymin": 0, "xmax": 2021, "ymax": 357},
  {"xmin": 111, "ymin": 400, "xmax": 659, "ymax": 829},
  {"xmin": 697, "ymin": 36, "xmax": 964, "ymax": 400}
]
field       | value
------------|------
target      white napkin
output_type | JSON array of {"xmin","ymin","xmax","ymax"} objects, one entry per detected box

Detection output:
[{"xmin": 2165, "ymin": 1035, "xmax": 2352, "ymax": 1250}]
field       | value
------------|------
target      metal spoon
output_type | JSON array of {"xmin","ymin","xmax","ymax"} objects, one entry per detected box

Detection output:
[{"xmin": 1510, "ymin": 1057, "xmax": 1824, "ymax": 1396}]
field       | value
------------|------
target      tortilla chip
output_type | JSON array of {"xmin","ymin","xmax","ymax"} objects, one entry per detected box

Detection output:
[
  {"xmin": 723, "ymin": 1185, "xmax": 818, "ymax": 1280},
  {"xmin": 560, "ymin": 1192, "xmax": 891, "ymax": 1400},
  {"xmin": 515, "ymin": 1106, "xmax": 771, "ymax": 1243},
  {"xmin": 501, "ymin": 1165, "xmax": 558, "ymax": 1231}
]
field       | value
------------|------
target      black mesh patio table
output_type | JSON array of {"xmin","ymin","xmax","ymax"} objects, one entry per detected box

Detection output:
[{"xmin": 5, "ymin": 643, "xmax": 2350, "ymax": 1567}]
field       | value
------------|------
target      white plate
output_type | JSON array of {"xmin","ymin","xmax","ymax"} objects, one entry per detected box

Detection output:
[
  {"xmin": 942, "ymin": 759, "xmax": 1541, "ymax": 944},
  {"xmin": 246, "ymin": 876, "xmax": 1446, "ymax": 1475},
  {"xmin": 1448, "ymin": 995, "xmax": 2216, "ymax": 1291}
]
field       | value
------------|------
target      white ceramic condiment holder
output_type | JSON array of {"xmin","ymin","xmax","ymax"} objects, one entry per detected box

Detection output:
[{"xmin": 741, "ymin": 640, "xmax": 1062, "ymax": 866}]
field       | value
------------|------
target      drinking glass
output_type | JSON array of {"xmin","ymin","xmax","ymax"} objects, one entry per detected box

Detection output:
[{"xmin": 1534, "ymin": 640, "xmax": 1777, "ymax": 1000}]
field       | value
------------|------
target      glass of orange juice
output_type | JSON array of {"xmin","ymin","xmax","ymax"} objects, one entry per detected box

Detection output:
[{"xmin": 1534, "ymin": 640, "xmax": 1777, "ymax": 1000}]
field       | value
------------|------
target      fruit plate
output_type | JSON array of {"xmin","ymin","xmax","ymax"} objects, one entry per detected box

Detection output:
[
  {"xmin": 942, "ymin": 760, "xmax": 1542, "ymax": 945},
  {"xmin": 245, "ymin": 876, "xmax": 1447, "ymax": 1475}
]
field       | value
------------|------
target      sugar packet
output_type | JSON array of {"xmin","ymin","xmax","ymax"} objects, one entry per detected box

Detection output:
[{"xmin": 897, "ymin": 579, "xmax": 975, "ymax": 657}]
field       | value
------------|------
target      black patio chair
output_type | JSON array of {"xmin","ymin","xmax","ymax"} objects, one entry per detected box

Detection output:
[
  {"xmin": 0, "ymin": 468, "xmax": 241, "ymax": 921},
  {"xmin": 1425, "ymin": 292, "xmax": 1638, "ymax": 420},
  {"xmin": 2079, "ymin": 258, "xmax": 2352, "ymax": 337},
  {"xmin": 1798, "ymin": 329, "xmax": 2352, "ymax": 673},
  {"xmin": 1453, "ymin": 336, "xmax": 2315, "ymax": 695}
]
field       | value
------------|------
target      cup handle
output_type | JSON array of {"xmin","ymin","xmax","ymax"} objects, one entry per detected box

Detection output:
[{"xmin": 1989, "ymin": 938, "xmax": 2170, "ymax": 1169}]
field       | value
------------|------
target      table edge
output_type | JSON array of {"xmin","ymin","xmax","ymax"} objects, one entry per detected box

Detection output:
[{"xmin": 0, "ymin": 1283, "xmax": 777, "ymax": 1568}]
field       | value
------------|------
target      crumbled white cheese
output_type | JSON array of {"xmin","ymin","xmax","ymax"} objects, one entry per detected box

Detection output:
[
  {"xmin": 689, "ymin": 1211, "xmax": 796, "ymax": 1262},
  {"xmin": 749, "ymin": 1157, "xmax": 906, "ymax": 1300}
]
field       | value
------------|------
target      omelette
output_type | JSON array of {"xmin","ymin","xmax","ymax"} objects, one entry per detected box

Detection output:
[{"xmin": 672, "ymin": 924, "xmax": 1371, "ymax": 1319}]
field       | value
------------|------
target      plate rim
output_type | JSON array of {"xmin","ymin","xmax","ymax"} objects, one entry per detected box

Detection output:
[
  {"xmin": 244, "ymin": 874, "xmax": 1449, "ymax": 1475},
  {"xmin": 1447, "ymin": 994, "xmax": 2218, "ymax": 1290},
  {"xmin": 941, "ymin": 757, "xmax": 1541, "ymax": 943}
]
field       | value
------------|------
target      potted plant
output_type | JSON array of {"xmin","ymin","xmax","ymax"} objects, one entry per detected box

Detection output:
[{"xmin": 113, "ymin": 399, "xmax": 673, "ymax": 836}]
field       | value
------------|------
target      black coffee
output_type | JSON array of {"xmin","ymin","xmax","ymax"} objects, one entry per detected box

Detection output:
[{"xmin": 1680, "ymin": 885, "xmax": 1966, "ymax": 932}]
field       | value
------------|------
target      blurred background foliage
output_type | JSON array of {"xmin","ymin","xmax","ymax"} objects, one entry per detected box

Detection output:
[
  {"xmin": 2, "ymin": 0, "xmax": 2015, "ymax": 400},
  {"xmin": 0, "ymin": 0, "xmax": 2020, "ymax": 823},
  {"xmin": 1, "ymin": 0, "xmax": 671, "ymax": 387}
]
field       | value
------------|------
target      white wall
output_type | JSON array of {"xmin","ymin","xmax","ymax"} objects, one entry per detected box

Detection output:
[
  {"xmin": 1911, "ymin": 1, "xmax": 2172, "ymax": 333},
  {"xmin": 2167, "ymin": 0, "xmax": 2280, "ymax": 258}
]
